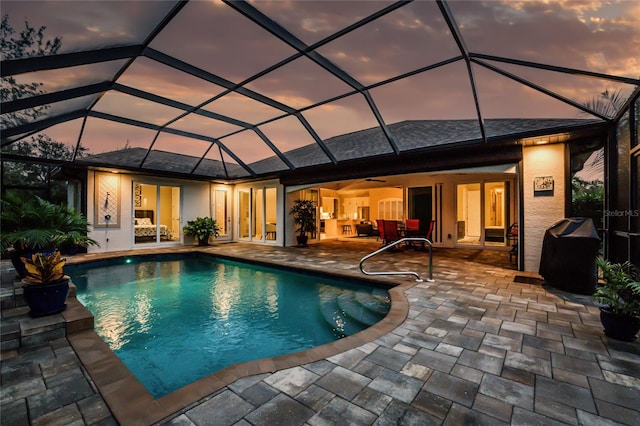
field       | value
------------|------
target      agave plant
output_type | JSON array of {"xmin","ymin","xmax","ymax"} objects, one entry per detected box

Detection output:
[{"xmin": 21, "ymin": 251, "xmax": 67, "ymax": 284}]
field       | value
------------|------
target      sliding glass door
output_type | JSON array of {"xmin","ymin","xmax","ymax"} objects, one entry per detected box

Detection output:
[
  {"xmin": 238, "ymin": 186, "xmax": 277, "ymax": 242},
  {"xmin": 456, "ymin": 181, "xmax": 510, "ymax": 247},
  {"xmin": 133, "ymin": 183, "xmax": 181, "ymax": 245}
]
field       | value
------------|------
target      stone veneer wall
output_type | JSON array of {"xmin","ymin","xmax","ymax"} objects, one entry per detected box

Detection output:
[{"xmin": 522, "ymin": 144, "xmax": 566, "ymax": 272}]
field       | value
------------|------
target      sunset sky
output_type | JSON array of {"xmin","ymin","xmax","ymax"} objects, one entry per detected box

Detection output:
[{"xmin": 2, "ymin": 0, "xmax": 639, "ymax": 171}]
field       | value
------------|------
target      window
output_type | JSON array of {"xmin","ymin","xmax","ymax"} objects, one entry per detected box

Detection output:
[{"xmin": 378, "ymin": 198, "xmax": 403, "ymax": 221}]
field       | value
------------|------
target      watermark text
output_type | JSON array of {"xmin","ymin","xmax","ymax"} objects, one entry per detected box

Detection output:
[{"xmin": 604, "ymin": 210, "xmax": 639, "ymax": 217}]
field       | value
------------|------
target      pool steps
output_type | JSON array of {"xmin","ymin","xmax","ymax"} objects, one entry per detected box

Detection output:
[
  {"xmin": 0, "ymin": 277, "xmax": 94, "ymax": 353},
  {"xmin": 318, "ymin": 289, "xmax": 390, "ymax": 338},
  {"xmin": 337, "ymin": 292, "xmax": 388, "ymax": 326},
  {"xmin": 354, "ymin": 291, "xmax": 391, "ymax": 315}
]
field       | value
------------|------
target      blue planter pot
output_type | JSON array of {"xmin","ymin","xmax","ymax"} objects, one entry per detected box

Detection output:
[
  {"xmin": 600, "ymin": 307, "xmax": 640, "ymax": 341},
  {"xmin": 23, "ymin": 278, "xmax": 70, "ymax": 317}
]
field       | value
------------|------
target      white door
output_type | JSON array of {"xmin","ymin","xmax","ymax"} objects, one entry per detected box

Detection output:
[{"xmin": 212, "ymin": 188, "xmax": 231, "ymax": 241}]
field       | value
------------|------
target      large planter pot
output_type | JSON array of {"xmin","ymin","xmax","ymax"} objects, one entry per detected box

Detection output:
[
  {"xmin": 197, "ymin": 237, "xmax": 210, "ymax": 246},
  {"xmin": 23, "ymin": 278, "xmax": 70, "ymax": 317},
  {"xmin": 599, "ymin": 307, "xmax": 640, "ymax": 341},
  {"xmin": 296, "ymin": 235, "xmax": 309, "ymax": 247},
  {"xmin": 61, "ymin": 245, "xmax": 79, "ymax": 255},
  {"xmin": 10, "ymin": 250, "xmax": 28, "ymax": 279}
]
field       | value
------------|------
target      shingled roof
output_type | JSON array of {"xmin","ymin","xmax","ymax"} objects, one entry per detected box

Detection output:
[{"xmin": 78, "ymin": 118, "xmax": 604, "ymax": 181}]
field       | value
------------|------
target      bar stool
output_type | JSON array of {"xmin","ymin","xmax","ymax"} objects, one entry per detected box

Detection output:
[{"xmin": 342, "ymin": 224, "xmax": 353, "ymax": 234}]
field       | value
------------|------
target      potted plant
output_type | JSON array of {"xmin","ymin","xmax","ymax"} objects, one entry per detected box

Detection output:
[
  {"xmin": 593, "ymin": 258, "xmax": 640, "ymax": 341},
  {"xmin": 289, "ymin": 199, "xmax": 317, "ymax": 247},
  {"xmin": 56, "ymin": 206, "xmax": 101, "ymax": 255},
  {"xmin": 20, "ymin": 251, "xmax": 70, "ymax": 317},
  {"xmin": 183, "ymin": 217, "xmax": 221, "ymax": 246},
  {"xmin": 1, "ymin": 194, "xmax": 99, "ymax": 277}
]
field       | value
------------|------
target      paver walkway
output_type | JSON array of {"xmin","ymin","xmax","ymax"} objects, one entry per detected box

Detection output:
[{"xmin": 2, "ymin": 240, "xmax": 639, "ymax": 425}]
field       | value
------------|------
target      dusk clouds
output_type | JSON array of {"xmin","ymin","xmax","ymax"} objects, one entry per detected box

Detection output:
[{"xmin": 2, "ymin": 0, "xmax": 638, "ymax": 168}]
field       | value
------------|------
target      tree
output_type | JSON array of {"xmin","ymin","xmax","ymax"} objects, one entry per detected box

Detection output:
[
  {"xmin": 569, "ymin": 89, "xmax": 625, "ymax": 234},
  {"xmin": 582, "ymin": 89, "xmax": 627, "ymax": 120},
  {"xmin": 1, "ymin": 14, "xmax": 85, "ymax": 203},
  {"xmin": 0, "ymin": 14, "xmax": 62, "ymax": 128},
  {"xmin": 571, "ymin": 176, "xmax": 604, "ymax": 230}
]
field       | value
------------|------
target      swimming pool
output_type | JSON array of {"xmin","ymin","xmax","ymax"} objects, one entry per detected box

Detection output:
[{"xmin": 68, "ymin": 254, "xmax": 391, "ymax": 398}]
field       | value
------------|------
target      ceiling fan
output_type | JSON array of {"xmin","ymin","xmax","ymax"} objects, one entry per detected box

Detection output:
[{"xmin": 364, "ymin": 178, "xmax": 386, "ymax": 182}]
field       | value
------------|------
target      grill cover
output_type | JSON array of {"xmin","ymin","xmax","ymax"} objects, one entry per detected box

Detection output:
[{"xmin": 539, "ymin": 217, "xmax": 600, "ymax": 295}]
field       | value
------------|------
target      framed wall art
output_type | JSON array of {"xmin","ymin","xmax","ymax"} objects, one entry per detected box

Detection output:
[{"xmin": 534, "ymin": 176, "xmax": 554, "ymax": 196}]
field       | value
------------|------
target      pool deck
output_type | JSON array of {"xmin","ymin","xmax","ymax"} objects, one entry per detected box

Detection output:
[{"xmin": 2, "ymin": 239, "xmax": 639, "ymax": 425}]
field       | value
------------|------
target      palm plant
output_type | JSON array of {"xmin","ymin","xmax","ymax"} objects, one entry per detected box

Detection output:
[
  {"xmin": 289, "ymin": 199, "xmax": 317, "ymax": 238},
  {"xmin": 582, "ymin": 88, "xmax": 627, "ymax": 120},
  {"xmin": 1, "ymin": 193, "xmax": 99, "ymax": 253},
  {"xmin": 578, "ymin": 88, "xmax": 628, "ymax": 167},
  {"xmin": 594, "ymin": 258, "xmax": 640, "ymax": 318}
]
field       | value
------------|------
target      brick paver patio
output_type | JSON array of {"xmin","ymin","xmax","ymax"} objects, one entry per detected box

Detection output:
[{"xmin": 2, "ymin": 239, "xmax": 639, "ymax": 425}]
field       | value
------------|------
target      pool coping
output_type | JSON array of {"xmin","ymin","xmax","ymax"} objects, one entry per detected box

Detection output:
[{"xmin": 65, "ymin": 248, "xmax": 414, "ymax": 425}]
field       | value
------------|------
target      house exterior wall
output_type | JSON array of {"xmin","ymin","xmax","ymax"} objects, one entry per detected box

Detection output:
[
  {"xmin": 522, "ymin": 144, "xmax": 567, "ymax": 272},
  {"xmin": 85, "ymin": 152, "xmax": 567, "ymax": 274},
  {"xmin": 87, "ymin": 171, "xmax": 211, "ymax": 252}
]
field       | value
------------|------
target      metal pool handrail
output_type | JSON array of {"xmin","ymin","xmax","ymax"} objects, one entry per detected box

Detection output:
[{"xmin": 359, "ymin": 237, "xmax": 435, "ymax": 283}]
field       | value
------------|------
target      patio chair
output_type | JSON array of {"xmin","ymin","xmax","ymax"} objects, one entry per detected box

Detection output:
[
  {"xmin": 426, "ymin": 219, "xmax": 435, "ymax": 241},
  {"xmin": 405, "ymin": 219, "xmax": 420, "ymax": 232},
  {"xmin": 382, "ymin": 220, "xmax": 402, "ymax": 248},
  {"xmin": 409, "ymin": 219, "xmax": 435, "ymax": 250},
  {"xmin": 376, "ymin": 219, "xmax": 385, "ymax": 242},
  {"xmin": 404, "ymin": 218, "xmax": 420, "ymax": 248}
]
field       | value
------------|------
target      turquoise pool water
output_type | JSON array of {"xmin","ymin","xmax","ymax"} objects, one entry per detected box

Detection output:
[{"xmin": 68, "ymin": 254, "xmax": 390, "ymax": 398}]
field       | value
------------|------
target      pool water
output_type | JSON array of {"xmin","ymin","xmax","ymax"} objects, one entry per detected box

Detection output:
[{"xmin": 68, "ymin": 254, "xmax": 390, "ymax": 398}]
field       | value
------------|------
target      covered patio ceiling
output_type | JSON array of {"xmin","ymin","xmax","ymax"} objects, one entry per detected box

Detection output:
[{"xmin": 1, "ymin": 0, "xmax": 639, "ymax": 182}]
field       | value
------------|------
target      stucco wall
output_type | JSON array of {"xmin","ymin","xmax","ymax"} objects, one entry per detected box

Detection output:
[
  {"xmin": 522, "ymin": 144, "xmax": 566, "ymax": 272},
  {"xmin": 87, "ymin": 171, "xmax": 211, "ymax": 252}
]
